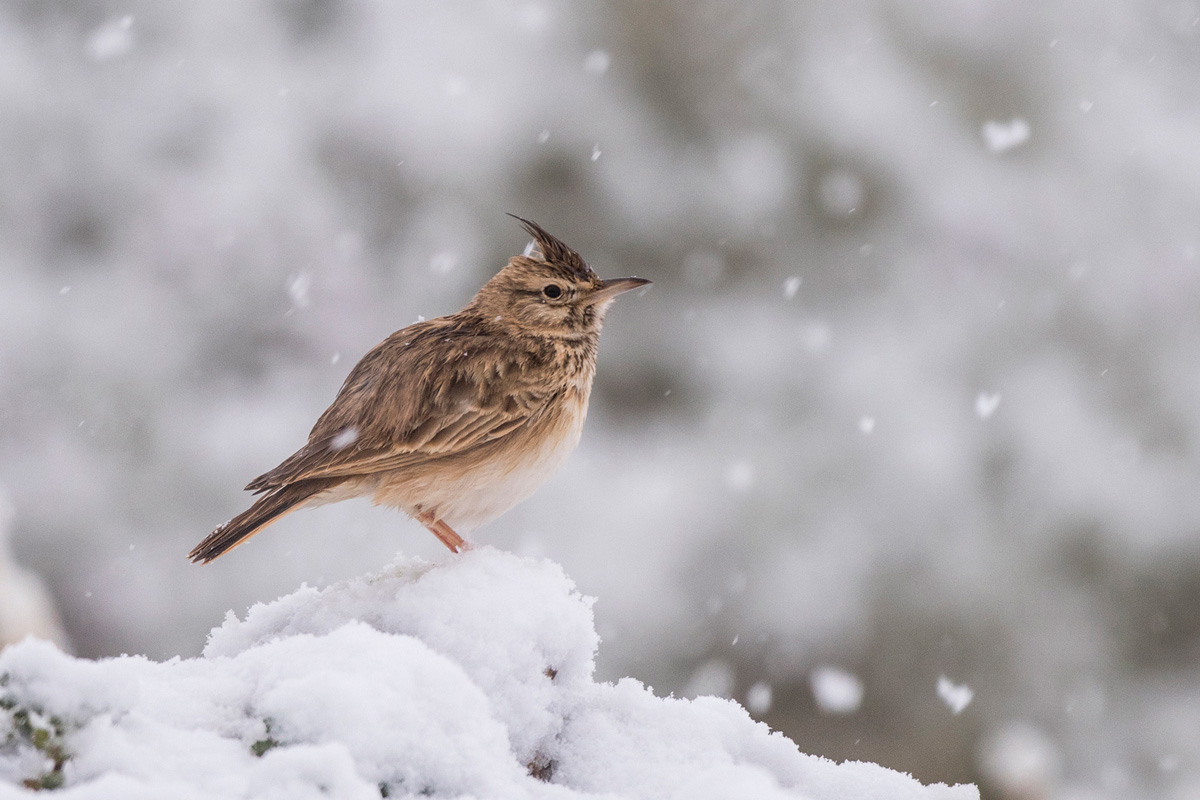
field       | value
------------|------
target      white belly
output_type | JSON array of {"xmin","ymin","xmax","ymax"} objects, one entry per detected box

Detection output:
[
  {"xmin": 371, "ymin": 395, "xmax": 589, "ymax": 534},
  {"xmin": 439, "ymin": 419, "xmax": 583, "ymax": 531}
]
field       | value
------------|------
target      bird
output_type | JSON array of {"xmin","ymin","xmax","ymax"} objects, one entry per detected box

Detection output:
[{"xmin": 189, "ymin": 216, "xmax": 650, "ymax": 564}]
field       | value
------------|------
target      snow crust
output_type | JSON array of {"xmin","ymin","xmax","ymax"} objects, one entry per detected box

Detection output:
[{"xmin": 0, "ymin": 549, "xmax": 975, "ymax": 800}]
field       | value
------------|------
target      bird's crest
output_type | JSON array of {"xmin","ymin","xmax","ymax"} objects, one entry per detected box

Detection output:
[{"xmin": 507, "ymin": 214, "xmax": 595, "ymax": 282}]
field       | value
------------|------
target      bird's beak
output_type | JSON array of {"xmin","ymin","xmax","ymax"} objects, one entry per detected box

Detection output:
[{"xmin": 584, "ymin": 277, "xmax": 652, "ymax": 306}]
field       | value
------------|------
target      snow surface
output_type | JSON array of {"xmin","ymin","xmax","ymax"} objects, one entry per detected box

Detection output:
[{"xmin": 0, "ymin": 549, "xmax": 975, "ymax": 800}]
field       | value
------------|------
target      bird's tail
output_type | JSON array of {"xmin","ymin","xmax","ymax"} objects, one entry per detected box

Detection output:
[{"xmin": 189, "ymin": 478, "xmax": 339, "ymax": 564}]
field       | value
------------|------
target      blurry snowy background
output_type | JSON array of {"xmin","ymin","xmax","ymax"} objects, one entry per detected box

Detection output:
[{"xmin": 2, "ymin": 2, "xmax": 1199, "ymax": 798}]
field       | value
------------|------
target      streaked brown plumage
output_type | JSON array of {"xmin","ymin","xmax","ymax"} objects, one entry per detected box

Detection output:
[{"xmin": 189, "ymin": 216, "xmax": 649, "ymax": 564}]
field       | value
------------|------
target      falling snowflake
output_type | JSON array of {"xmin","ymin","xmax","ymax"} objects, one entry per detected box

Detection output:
[
  {"xmin": 937, "ymin": 676, "xmax": 974, "ymax": 714},
  {"xmin": 975, "ymin": 392, "xmax": 1001, "ymax": 419}
]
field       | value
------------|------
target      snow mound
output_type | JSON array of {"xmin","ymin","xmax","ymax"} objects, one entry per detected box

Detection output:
[{"xmin": 0, "ymin": 549, "xmax": 977, "ymax": 799}]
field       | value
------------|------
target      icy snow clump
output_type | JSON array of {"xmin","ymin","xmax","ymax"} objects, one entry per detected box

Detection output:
[{"xmin": 0, "ymin": 548, "xmax": 975, "ymax": 799}]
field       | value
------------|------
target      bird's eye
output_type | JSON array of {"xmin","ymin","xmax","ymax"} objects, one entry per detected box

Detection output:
[{"xmin": 542, "ymin": 284, "xmax": 563, "ymax": 299}]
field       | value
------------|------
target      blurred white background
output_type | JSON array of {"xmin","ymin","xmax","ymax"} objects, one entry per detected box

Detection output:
[{"xmin": 3, "ymin": 2, "xmax": 1200, "ymax": 798}]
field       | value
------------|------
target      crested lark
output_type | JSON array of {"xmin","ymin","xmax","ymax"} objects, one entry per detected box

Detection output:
[{"xmin": 189, "ymin": 216, "xmax": 650, "ymax": 563}]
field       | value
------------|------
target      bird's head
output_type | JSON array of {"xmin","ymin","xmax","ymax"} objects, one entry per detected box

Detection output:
[{"xmin": 469, "ymin": 216, "xmax": 650, "ymax": 339}]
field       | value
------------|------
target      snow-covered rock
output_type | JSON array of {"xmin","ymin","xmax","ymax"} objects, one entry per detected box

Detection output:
[{"xmin": 0, "ymin": 549, "xmax": 976, "ymax": 799}]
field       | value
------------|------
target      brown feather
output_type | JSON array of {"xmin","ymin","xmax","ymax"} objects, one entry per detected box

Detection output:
[
  {"xmin": 189, "ymin": 478, "xmax": 342, "ymax": 564},
  {"xmin": 244, "ymin": 322, "xmax": 560, "ymax": 495},
  {"xmin": 506, "ymin": 214, "xmax": 595, "ymax": 282}
]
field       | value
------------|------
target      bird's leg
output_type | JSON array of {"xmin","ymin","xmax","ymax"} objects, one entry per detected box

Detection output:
[
  {"xmin": 417, "ymin": 512, "xmax": 469, "ymax": 553},
  {"xmin": 434, "ymin": 519, "xmax": 472, "ymax": 552}
]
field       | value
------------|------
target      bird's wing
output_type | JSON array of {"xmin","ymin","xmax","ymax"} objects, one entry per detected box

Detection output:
[{"xmin": 246, "ymin": 320, "xmax": 558, "ymax": 492}]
